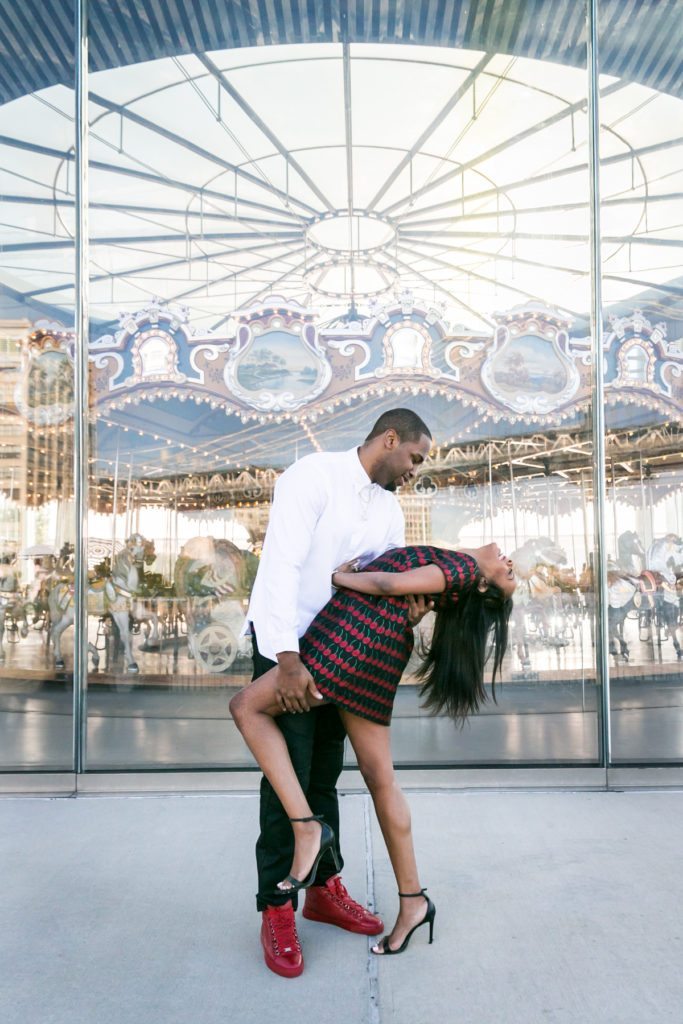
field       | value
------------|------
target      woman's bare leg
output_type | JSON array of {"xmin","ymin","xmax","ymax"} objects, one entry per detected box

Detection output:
[
  {"xmin": 339, "ymin": 710, "xmax": 429, "ymax": 953},
  {"xmin": 229, "ymin": 671, "xmax": 325, "ymax": 889}
]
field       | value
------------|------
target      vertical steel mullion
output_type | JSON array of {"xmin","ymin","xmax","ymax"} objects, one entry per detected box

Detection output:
[
  {"xmin": 73, "ymin": 0, "xmax": 89, "ymax": 773},
  {"xmin": 587, "ymin": 0, "xmax": 611, "ymax": 767}
]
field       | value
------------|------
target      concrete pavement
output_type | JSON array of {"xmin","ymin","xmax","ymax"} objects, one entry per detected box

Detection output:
[{"xmin": 1, "ymin": 787, "xmax": 682, "ymax": 1024}]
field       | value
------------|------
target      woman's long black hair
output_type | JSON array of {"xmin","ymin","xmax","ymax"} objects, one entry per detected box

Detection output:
[{"xmin": 416, "ymin": 578, "xmax": 513, "ymax": 723}]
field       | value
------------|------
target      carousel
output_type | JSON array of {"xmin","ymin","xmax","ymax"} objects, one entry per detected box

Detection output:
[
  {"xmin": 2, "ymin": 288, "xmax": 682, "ymax": 686},
  {"xmin": 0, "ymin": 10, "xmax": 682, "ymax": 692}
]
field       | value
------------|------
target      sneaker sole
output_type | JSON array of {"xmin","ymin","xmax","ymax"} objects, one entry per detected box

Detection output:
[
  {"xmin": 301, "ymin": 907, "xmax": 383, "ymax": 935},
  {"xmin": 262, "ymin": 951, "xmax": 304, "ymax": 978}
]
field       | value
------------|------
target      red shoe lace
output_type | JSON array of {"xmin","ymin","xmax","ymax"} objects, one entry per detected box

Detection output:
[
  {"xmin": 266, "ymin": 906, "xmax": 301, "ymax": 956},
  {"xmin": 327, "ymin": 876, "xmax": 375, "ymax": 919}
]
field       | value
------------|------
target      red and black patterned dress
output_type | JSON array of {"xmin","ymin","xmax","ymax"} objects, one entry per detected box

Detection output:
[{"xmin": 299, "ymin": 546, "xmax": 478, "ymax": 725}]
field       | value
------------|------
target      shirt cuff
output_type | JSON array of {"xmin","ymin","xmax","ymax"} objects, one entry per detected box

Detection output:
[{"xmin": 270, "ymin": 630, "xmax": 301, "ymax": 657}]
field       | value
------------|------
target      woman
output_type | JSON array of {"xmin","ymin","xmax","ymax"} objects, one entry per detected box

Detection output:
[{"xmin": 230, "ymin": 542, "xmax": 515, "ymax": 956}]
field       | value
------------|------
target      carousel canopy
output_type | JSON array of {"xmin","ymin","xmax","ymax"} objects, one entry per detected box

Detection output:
[{"xmin": 0, "ymin": 1, "xmax": 681, "ymax": 333}]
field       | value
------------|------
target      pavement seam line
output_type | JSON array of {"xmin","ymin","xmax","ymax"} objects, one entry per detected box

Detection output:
[{"xmin": 363, "ymin": 793, "xmax": 381, "ymax": 1024}]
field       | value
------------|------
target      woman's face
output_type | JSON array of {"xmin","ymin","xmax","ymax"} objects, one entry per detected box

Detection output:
[{"xmin": 473, "ymin": 542, "xmax": 517, "ymax": 598}]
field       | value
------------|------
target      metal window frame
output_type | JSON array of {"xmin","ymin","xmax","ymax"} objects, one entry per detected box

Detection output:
[
  {"xmin": 68, "ymin": 0, "xmax": 613, "ymax": 775},
  {"xmin": 73, "ymin": 0, "xmax": 89, "ymax": 772}
]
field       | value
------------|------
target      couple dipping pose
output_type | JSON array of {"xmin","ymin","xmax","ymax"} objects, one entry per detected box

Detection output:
[{"xmin": 232, "ymin": 408, "xmax": 516, "ymax": 978}]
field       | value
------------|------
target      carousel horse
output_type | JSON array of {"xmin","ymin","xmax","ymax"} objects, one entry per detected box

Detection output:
[
  {"xmin": 646, "ymin": 534, "xmax": 683, "ymax": 657},
  {"xmin": 607, "ymin": 535, "xmax": 683, "ymax": 660},
  {"xmin": 30, "ymin": 545, "xmax": 75, "ymax": 628},
  {"xmin": 509, "ymin": 536, "xmax": 569, "ymax": 672},
  {"xmin": 127, "ymin": 539, "xmax": 165, "ymax": 648},
  {"xmin": 48, "ymin": 534, "xmax": 154, "ymax": 673},
  {"xmin": 0, "ymin": 545, "xmax": 29, "ymax": 663},
  {"xmin": 607, "ymin": 569, "xmax": 654, "ymax": 661},
  {"xmin": 617, "ymin": 531, "xmax": 646, "ymax": 576},
  {"xmin": 173, "ymin": 537, "xmax": 258, "ymax": 673}
]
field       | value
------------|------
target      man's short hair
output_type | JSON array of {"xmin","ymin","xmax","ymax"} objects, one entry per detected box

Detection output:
[{"xmin": 365, "ymin": 408, "xmax": 432, "ymax": 444}]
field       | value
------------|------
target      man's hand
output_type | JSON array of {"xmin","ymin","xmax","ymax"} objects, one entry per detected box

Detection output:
[
  {"xmin": 406, "ymin": 593, "xmax": 434, "ymax": 628},
  {"xmin": 333, "ymin": 557, "xmax": 361, "ymax": 575},
  {"xmin": 275, "ymin": 651, "xmax": 323, "ymax": 713}
]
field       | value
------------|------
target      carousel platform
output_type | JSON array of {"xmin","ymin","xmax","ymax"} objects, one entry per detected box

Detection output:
[
  {"xmin": 1, "ymin": 786, "xmax": 681, "ymax": 1024},
  {"xmin": 1, "ymin": 664, "xmax": 682, "ymax": 769}
]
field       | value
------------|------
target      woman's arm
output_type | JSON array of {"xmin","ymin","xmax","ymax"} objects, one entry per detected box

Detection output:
[{"xmin": 332, "ymin": 563, "xmax": 447, "ymax": 596}]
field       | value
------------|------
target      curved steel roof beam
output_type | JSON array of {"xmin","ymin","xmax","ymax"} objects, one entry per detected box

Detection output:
[
  {"xmin": 0, "ymin": 193, "xmax": 303, "ymax": 231},
  {"xmin": 397, "ymin": 192, "xmax": 683, "ymax": 227},
  {"xmin": 196, "ymin": 53, "xmax": 335, "ymax": 214},
  {"xmin": 19, "ymin": 239, "xmax": 299, "ymax": 299},
  {"xmin": 390, "ymin": 251, "xmax": 494, "ymax": 330},
  {"xmin": 210, "ymin": 252, "xmax": 312, "ymax": 331},
  {"xmin": 394, "ymin": 243, "xmax": 582, "ymax": 317},
  {"xmin": 401, "ymin": 229, "xmax": 682, "ymax": 247},
  {"xmin": 602, "ymin": 275, "xmax": 683, "ymax": 297},
  {"xmin": 403, "ymin": 236, "xmax": 590, "ymax": 277},
  {"xmin": 382, "ymin": 81, "xmax": 626, "ymax": 217},
  {"xmin": 89, "ymin": 92, "xmax": 318, "ymax": 217},
  {"xmin": 341, "ymin": 32, "xmax": 355, "ymax": 306},
  {"xmin": 367, "ymin": 54, "xmax": 493, "ymax": 211},
  {"xmin": 2, "ymin": 230, "xmax": 301, "ymax": 254},
  {"xmin": 170, "ymin": 245, "xmax": 308, "ymax": 302},
  {"xmin": 0, "ymin": 133, "xmax": 305, "ymax": 221},
  {"xmin": 395, "ymin": 134, "xmax": 683, "ymax": 223}
]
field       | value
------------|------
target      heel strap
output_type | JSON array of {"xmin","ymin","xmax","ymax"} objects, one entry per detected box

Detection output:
[
  {"xmin": 289, "ymin": 814, "xmax": 324, "ymax": 823},
  {"xmin": 398, "ymin": 887, "xmax": 427, "ymax": 897}
]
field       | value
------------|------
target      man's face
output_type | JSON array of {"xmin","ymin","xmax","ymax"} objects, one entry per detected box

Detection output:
[{"xmin": 375, "ymin": 431, "xmax": 432, "ymax": 491}]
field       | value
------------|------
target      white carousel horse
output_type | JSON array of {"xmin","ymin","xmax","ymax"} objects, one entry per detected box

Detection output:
[
  {"xmin": 646, "ymin": 534, "xmax": 683, "ymax": 658},
  {"xmin": 0, "ymin": 546, "xmax": 28, "ymax": 663},
  {"xmin": 128, "ymin": 539, "xmax": 163, "ymax": 648},
  {"xmin": 647, "ymin": 534, "xmax": 683, "ymax": 580},
  {"xmin": 173, "ymin": 536, "xmax": 258, "ymax": 673},
  {"xmin": 509, "ymin": 537, "xmax": 570, "ymax": 671},
  {"xmin": 608, "ymin": 535, "xmax": 683, "ymax": 660},
  {"xmin": 617, "ymin": 531, "xmax": 646, "ymax": 576},
  {"xmin": 48, "ymin": 534, "xmax": 154, "ymax": 673},
  {"xmin": 607, "ymin": 569, "xmax": 654, "ymax": 661}
]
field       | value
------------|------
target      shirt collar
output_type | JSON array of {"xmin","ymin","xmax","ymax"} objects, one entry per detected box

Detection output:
[{"xmin": 345, "ymin": 446, "xmax": 376, "ymax": 494}]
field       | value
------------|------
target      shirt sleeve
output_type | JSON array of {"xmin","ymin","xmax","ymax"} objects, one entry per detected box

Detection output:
[
  {"xmin": 386, "ymin": 497, "xmax": 406, "ymax": 550},
  {"xmin": 260, "ymin": 458, "xmax": 327, "ymax": 656}
]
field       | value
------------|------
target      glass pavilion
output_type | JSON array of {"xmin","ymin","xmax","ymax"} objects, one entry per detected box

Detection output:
[{"xmin": 0, "ymin": 0, "xmax": 681, "ymax": 783}]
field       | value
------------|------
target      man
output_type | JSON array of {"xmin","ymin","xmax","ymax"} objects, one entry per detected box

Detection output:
[{"xmin": 244, "ymin": 408, "xmax": 432, "ymax": 978}]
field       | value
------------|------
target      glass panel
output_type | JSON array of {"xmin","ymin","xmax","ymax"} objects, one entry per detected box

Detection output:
[
  {"xmin": 75, "ymin": 1, "xmax": 603, "ymax": 770},
  {"xmin": 599, "ymin": 1, "xmax": 683, "ymax": 764},
  {"xmin": 0, "ymin": 2, "xmax": 76, "ymax": 769}
]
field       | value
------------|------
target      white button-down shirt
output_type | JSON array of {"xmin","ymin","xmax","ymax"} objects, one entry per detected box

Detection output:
[{"xmin": 244, "ymin": 447, "xmax": 405, "ymax": 662}]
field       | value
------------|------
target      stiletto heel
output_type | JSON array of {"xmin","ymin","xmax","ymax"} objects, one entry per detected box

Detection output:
[
  {"xmin": 372, "ymin": 888, "xmax": 436, "ymax": 956},
  {"xmin": 277, "ymin": 815, "xmax": 339, "ymax": 895}
]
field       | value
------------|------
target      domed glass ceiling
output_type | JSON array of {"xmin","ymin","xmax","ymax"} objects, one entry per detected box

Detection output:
[{"xmin": 1, "ymin": 40, "xmax": 681, "ymax": 333}]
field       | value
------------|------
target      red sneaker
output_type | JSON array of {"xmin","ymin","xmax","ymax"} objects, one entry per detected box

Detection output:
[
  {"xmin": 302, "ymin": 876, "xmax": 384, "ymax": 935},
  {"xmin": 260, "ymin": 903, "xmax": 304, "ymax": 978}
]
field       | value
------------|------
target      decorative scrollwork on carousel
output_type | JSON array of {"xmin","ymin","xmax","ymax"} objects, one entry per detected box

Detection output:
[{"xmin": 606, "ymin": 310, "xmax": 683, "ymax": 404}]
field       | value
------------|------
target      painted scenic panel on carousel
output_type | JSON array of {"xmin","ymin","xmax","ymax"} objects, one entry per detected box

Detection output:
[
  {"xmin": 84, "ymin": 296, "xmax": 681, "ymax": 435},
  {"xmin": 226, "ymin": 314, "xmax": 332, "ymax": 412},
  {"xmin": 235, "ymin": 330, "xmax": 322, "ymax": 396},
  {"xmin": 490, "ymin": 334, "xmax": 568, "ymax": 395},
  {"xmin": 480, "ymin": 304, "xmax": 581, "ymax": 415}
]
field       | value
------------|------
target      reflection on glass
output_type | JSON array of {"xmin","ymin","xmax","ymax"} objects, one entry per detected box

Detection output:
[
  {"xmin": 70, "ymin": 16, "xmax": 605, "ymax": 768},
  {"xmin": 0, "ymin": 53, "xmax": 76, "ymax": 767},
  {"xmin": 598, "ymin": 0, "xmax": 683, "ymax": 764},
  {"xmin": 8, "ymin": 0, "xmax": 682, "ymax": 771}
]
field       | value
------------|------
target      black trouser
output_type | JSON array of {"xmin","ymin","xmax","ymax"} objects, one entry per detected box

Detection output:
[{"xmin": 252, "ymin": 635, "xmax": 346, "ymax": 911}]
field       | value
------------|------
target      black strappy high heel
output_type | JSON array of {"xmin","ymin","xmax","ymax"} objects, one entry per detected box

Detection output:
[
  {"xmin": 371, "ymin": 888, "xmax": 436, "ymax": 956},
  {"xmin": 276, "ymin": 814, "xmax": 341, "ymax": 895}
]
